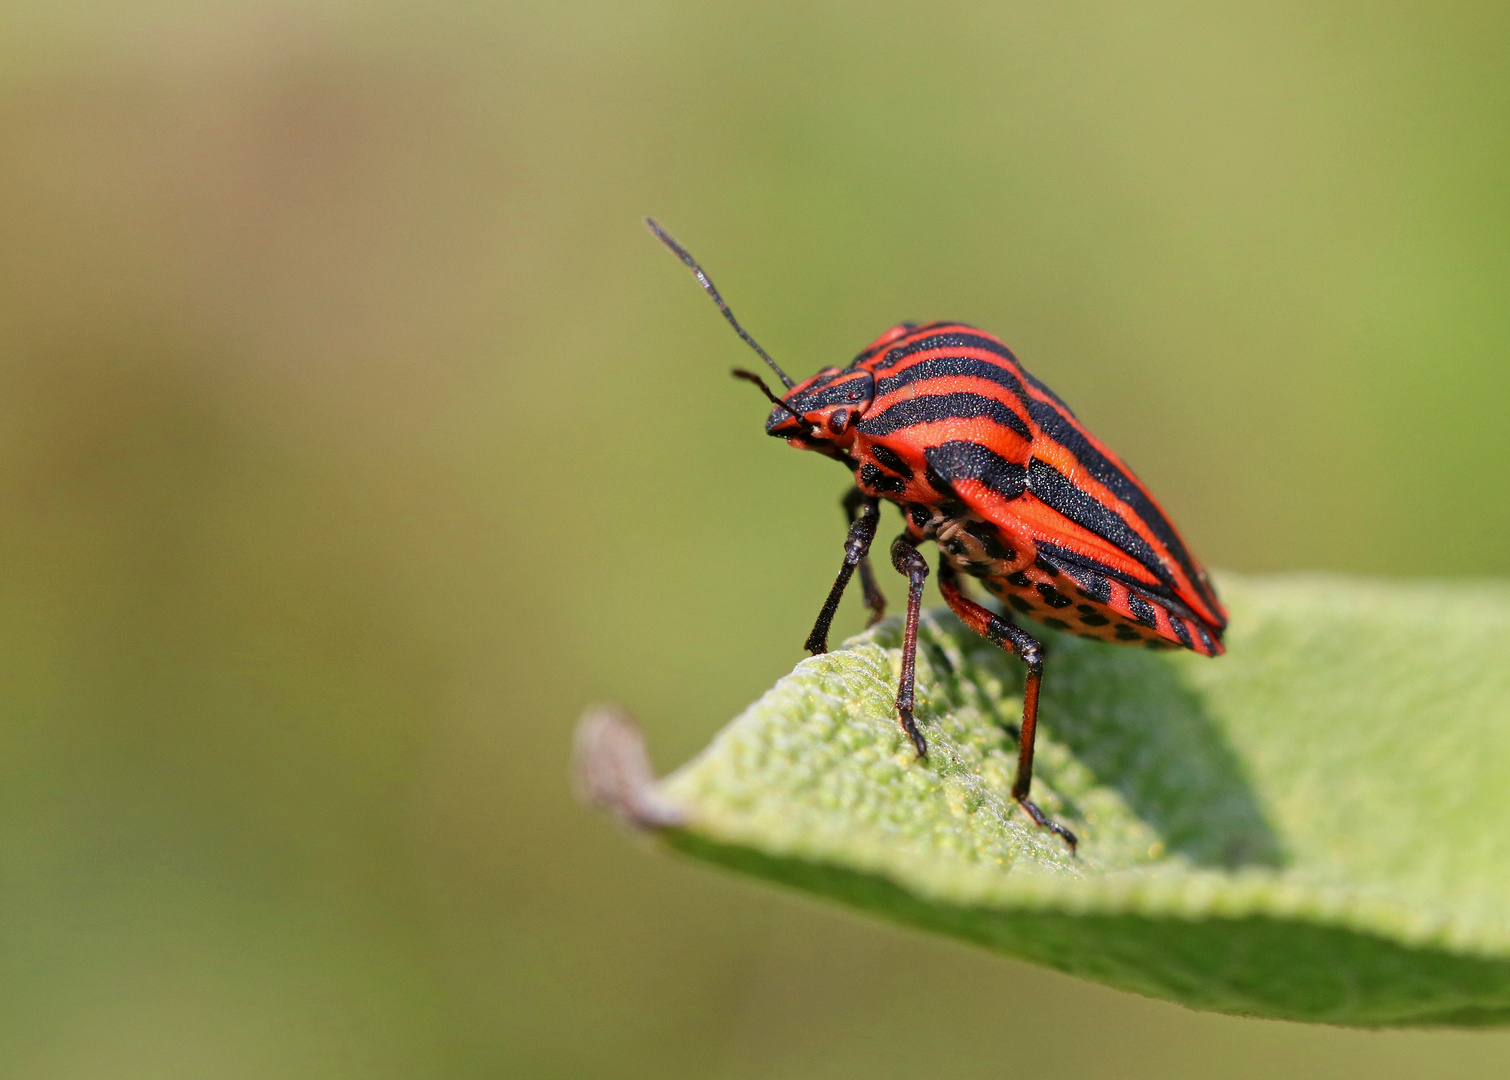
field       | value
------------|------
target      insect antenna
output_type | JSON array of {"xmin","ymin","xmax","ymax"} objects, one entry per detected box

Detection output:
[
  {"xmin": 645, "ymin": 217, "xmax": 795, "ymax": 389},
  {"xmin": 730, "ymin": 368, "xmax": 816, "ymax": 434}
]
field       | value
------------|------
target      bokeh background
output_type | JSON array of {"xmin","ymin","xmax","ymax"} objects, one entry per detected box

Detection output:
[{"xmin": 2, "ymin": 1, "xmax": 1509, "ymax": 1077}]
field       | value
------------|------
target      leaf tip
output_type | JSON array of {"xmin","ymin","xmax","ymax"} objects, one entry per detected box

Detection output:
[{"xmin": 573, "ymin": 704, "xmax": 686, "ymax": 830}]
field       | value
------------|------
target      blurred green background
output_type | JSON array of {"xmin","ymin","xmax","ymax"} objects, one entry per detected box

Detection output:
[{"xmin": 1, "ymin": 1, "xmax": 1508, "ymax": 1076}]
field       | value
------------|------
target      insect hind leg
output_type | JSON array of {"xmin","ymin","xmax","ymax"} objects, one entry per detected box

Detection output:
[{"xmin": 937, "ymin": 560, "xmax": 1078, "ymax": 853}]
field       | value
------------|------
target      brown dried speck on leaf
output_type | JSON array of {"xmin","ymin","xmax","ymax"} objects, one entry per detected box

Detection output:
[{"xmin": 573, "ymin": 705, "xmax": 685, "ymax": 830}]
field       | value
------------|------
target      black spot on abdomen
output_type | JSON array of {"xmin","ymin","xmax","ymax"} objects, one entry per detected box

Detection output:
[
  {"xmin": 1035, "ymin": 584, "xmax": 1073, "ymax": 609},
  {"xmin": 1077, "ymin": 607, "xmax": 1110, "ymax": 626}
]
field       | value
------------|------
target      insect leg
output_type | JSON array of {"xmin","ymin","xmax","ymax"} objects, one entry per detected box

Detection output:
[
  {"xmin": 937, "ymin": 561, "xmax": 1078, "ymax": 852},
  {"xmin": 804, "ymin": 493, "xmax": 881, "ymax": 655},
  {"xmin": 842, "ymin": 486, "xmax": 887, "ymax": 627},
  {"xmin": 889, "ymin": 533, "xmax": 930, "ymax": 759}
]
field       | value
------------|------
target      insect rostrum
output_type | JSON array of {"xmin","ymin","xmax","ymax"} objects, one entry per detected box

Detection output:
[{"xmin": 647, "ymin": 219, "xmax": 1227, "ymax": 852}]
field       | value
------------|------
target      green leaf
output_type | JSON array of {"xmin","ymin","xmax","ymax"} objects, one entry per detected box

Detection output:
[{"xmin": 577, "ymin": 574, "xmax": 1510, "ymax": 1026}]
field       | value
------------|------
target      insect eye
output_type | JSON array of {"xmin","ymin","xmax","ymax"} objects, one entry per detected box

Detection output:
[{"xmin": 827, "ymin": 409, "xmax": 851, "ymax": 434}]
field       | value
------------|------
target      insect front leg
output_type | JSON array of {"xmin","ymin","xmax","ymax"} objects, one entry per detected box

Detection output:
[
  {"xmin": 889, "ymin": 533, "xmax": 930, "ymax": 759},
  {"xmin": 804, "ymin": 493, "xmax": 882, "ymax": 655},
  {"xmin": 842, "ymin": 486, "xmax": 887, "ymax": 627},
  {"xmin": 937, "ymin": 561, "xmax": 1078, "ymax": 852}
]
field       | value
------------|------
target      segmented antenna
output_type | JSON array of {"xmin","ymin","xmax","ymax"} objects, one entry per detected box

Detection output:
[
  {"xmin": 645, "ymin": 218, "xmax": 795, "ymax": 389},
  {"xmin": 731, "ymin": 368, "xmax": 814, "ymax": 432}
]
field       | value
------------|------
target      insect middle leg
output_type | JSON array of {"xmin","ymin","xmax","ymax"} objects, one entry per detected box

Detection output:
[
  {"xmin": 889, "ymin": 533, "xmax": 930, "ymax": 759},
  {"xmin": 937, "ymin": 560, "xmax": 1078, "ymax": 852},
  {"xmin": 804, "ymin": 491, "xmax": 883, "ymax": 654}
]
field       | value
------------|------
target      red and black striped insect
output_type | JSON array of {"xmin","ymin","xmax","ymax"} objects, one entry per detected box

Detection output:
[{"xmin": 647, "ymin": 219, "xmax": 1226, "ymax": 850}]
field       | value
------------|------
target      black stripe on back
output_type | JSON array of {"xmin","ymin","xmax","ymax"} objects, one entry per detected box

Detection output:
[
  {"xmin": 850, "ymin": 323, "xmax": 917, "ymax": 366},
  {"xmin": 876, "ymin": 355, "xmax": 1032, "ymax": 415},
  {"xmin": 1018, "ymin": 369, "xmax": 1078, "ymax": 419},
  {"xmin": 923, "ymin": 441, "xmax": 1026, "ymax": 502},
  {"xmin": 857, "ymin": 392, "xmax": 1032, "ymax": 439},
  {"xmin": 869, "ymin": 444, "xmax": 914, "ymax": 478},
  {"xmin": 1023, "ymin": 397, "xmax": 1217, "ymax": 615},
  {"xmin": 1126, "ymin": 593, "xmax": 1158, "ymax": 628},
  {"xmin": 791, "ymin": 372, "xmax": 875, "ymax": 411},
  {"xmin": 875, "ymin": 330, "xmax": 1018, "ymax": 371},
  {"xmin": 1035, "ymin": 542, "xmax": 1206, "ymax": 625},
  {"xmin": 1039, "ymin": 550, "xmax": 1112, "ymax": 604},
  {"xmin": 1026, "ymin": 459, "xmax": 1176, "ymax": 591},
  {"xmin": 1035, "ymin": 542, "xmax": 1165, "ymax": 604}
]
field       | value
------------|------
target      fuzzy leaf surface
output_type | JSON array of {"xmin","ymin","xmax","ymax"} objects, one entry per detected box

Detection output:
[{"xmin": 649, "ymin": 575, "xmax": 1510, "ymax": 1025}]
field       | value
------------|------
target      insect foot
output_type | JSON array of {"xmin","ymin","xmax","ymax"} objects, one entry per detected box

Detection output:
[{"xmin": 1019, "ymin": 796, "xmax": 1078, "ymax": 854}]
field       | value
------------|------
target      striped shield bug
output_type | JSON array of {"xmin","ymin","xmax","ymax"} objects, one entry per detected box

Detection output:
[{"xmin": 646, "ymin": 219, "xmax": 1227, "ymax": 851}]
